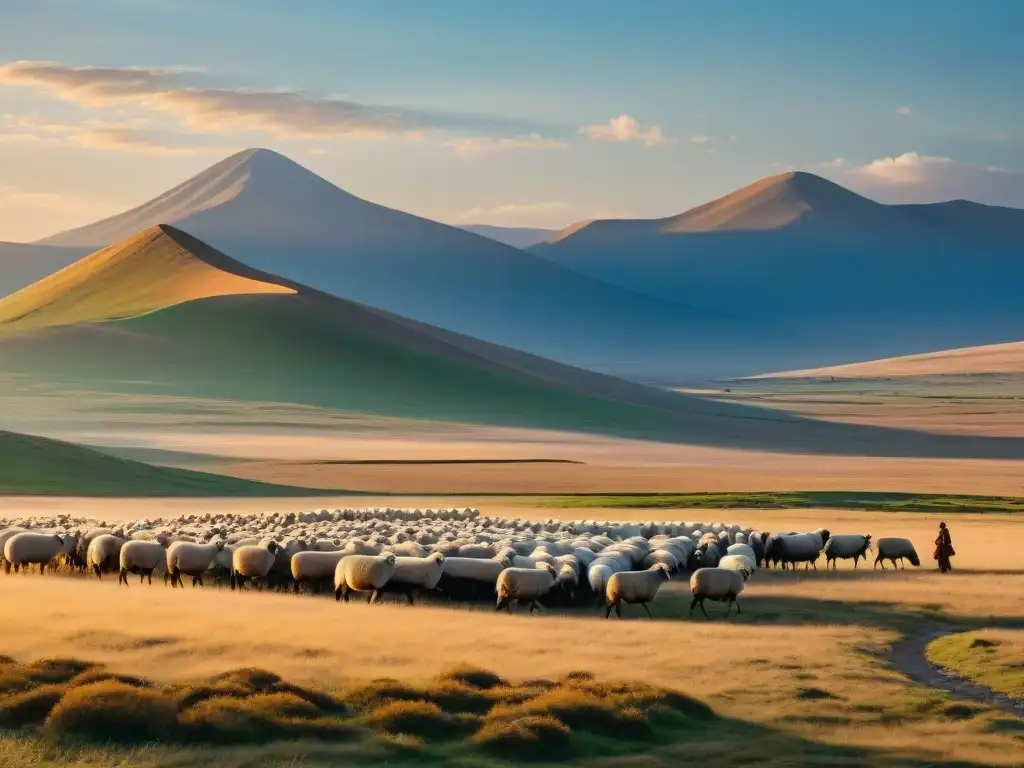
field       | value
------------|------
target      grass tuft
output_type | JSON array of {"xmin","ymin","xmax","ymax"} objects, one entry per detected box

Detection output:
[
  {"xmin": 43, "ymin": 681, "xmax": 177, "ymax": 744},
  {"xmin": 435, "ymin": 664, "xmax": 506, "ymax": 690},
  {"xmin": 361, "ymin": 699, "xmax": 478, "ymax": 740},
  {"xmin": 0, "ymin": 684, "xmax": 66, "ymax": 728},
  {"xmin": 471, "ymin": 714, "xmax": 573, "ymax": 760}
]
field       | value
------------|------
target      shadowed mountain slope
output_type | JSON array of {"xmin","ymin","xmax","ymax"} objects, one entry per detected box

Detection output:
[
  {"xmin": 460, "ymin": 224, "xmax": 556, "ymax": 249},
  {"xmin": 36, "ymin": 149, "xmax": 751, "ymax": 378},
  {"xmin": 0, "ymin": 242, "xmax": 90, "ymax": 298},
  {"xmin": 5, "ymin": 225, "xmax": 1024, "ymax": 460},
  {"xmin": 535, "ymin": 172, "xmax": 1024, "ymax": 370}
]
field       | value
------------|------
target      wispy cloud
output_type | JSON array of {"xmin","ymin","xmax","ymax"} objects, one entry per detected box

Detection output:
[
  {"xmin": 0, "ymin": 60, "xmax": 541, "ymax": 141},
  {"xmin": 579, "ymin": 114, "xmax": 672, "ymax": 147},
  {"xmin": 842, "ymin": 151, "xmax": 1024, "ymax": 207},
  {"xmin": 448, "ymin": 133, "xmax": 567, "ymax": 155},
  {"xmin": 820, "ymin": 157, "xmax": 845, "ymax": 168},
  {"xmin": 897, "ymin": 105, "xmax": 911, "ymax": 116},
  {"xmin": 1, "ymin": 114, "xmax": 225, "ymax": 154},
  {"xmin": 690, "ymin": 134, "xmax": 713, "ymax": 144}
]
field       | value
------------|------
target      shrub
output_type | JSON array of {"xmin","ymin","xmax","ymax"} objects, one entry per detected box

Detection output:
[
  {"xmin": 342, "ymin": 678, "xmax": 424, "ymax": 711},
  {"xmin": 424, "ymin": 681, "xmax": 492, "ymax": 715},
  {"xmin": 43, "ymin": 681, "xmax": 177, "ymax": 744},
  {"xmin": 472, "ymin": 714, "xmax": 572, "ymax": 760},
  {"xmin": 435, "ymin": 665, "xmax": 506, "ymax": 690},
  {"xmin": 490, "ymin": 688, "xmax": 650, "ymax": 737},
  {"xmin": 210, "ymin": 668, "xmax": 282, "ymax": 692},
  {"xmin": 0, "ymin": 684, "xmax": 66, "ymax": 727},
  {"xmin": 29, "ymin": 659, "xmax": 96, "ymax": 684},
  {"xmin": 362, "ymin": 699, "xmax": 477, "ymax": 740},
  {"xmin": 168, "ymin": 682, "xmax": 251, "ymax": 711},
  {"xmin": 67, "ymin": 670, "xmax": 151, "ymax": 689},
  {"xmin": 179, "ymin": 694, "xmax": 356, "ymax": 745}
]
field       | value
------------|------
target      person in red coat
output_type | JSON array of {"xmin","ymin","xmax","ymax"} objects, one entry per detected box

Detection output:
[{"xmin": 934, "ymin": 522, "xmax": 954, "ymax": 573}]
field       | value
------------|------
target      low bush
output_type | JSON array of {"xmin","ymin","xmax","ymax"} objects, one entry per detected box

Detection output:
[
  {"xmin": 362, "ymin": 699, "xmax": 478, "ymax": 740},
  {"xmin": 435, "ymin": 664, "xmax": 506, "ymax": 690},
  {"xmin": 472, "ymin": 714, "xmax": 572, "ymax": 760},
  {"xmin": 179, "ymin": 693, "xmax": 357, "ymax": 745},
  {"xmin": 43, "ymin": 681, "xmax": 177, "ymax": 744},
  {"xmin": 0, "ymin": 684, "xmax": 66, "ymax": 727}
]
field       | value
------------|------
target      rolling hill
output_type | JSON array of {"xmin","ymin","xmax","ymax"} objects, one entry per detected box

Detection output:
[
  {"xmin": 0, "ymin": 429, "xmax": 320, "ymax": 496},
  {"xmin": 535, "ymin": 172, "xmax": 1024, "ymax": 370},
  {"xmin": 35, "ymin": 148, "xmax": 751, "ymax": 378},
  {"xmin": 459, "ymin": 224, "xmax": 556, "ymax": 249},
  {"xmin": 4, "ymin": 224, "xmax": 1024, "ymax": 460},
  {"xmin": 0, "ymin": 241, "xmax": 89, "ymax": 298},
  {"xmin": 759, "ymin": 339, "xmax": 1024, "ymax": 379}
]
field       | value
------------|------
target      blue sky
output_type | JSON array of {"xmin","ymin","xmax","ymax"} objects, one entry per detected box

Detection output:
[{"xmin": 1, "ymin": 0, "xmax": 1021, "ymax": 240}]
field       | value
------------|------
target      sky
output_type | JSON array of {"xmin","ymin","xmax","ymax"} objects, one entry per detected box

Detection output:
[{"xmin": 1, "ymin": 0, "xmax": 1022, "ymax": 241}]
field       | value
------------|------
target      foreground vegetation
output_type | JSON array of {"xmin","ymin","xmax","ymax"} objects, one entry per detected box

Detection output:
[
  {"xmin": 2, "ymin": 652, "xmax": 1020, "ymax": 768},
  {"xmin": 541, "ymin": 490, "xmax": 1024, "ymax": 514},
  {"xmin": 927, "ymin": 630, "xmax": 1024, "ymax": 702},
  {"xmin": 0, "ymin": 430, "xmax": 330, "ymax": 497}
]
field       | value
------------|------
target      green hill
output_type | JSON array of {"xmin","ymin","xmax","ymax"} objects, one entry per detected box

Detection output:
[{"xmin": 0, "ymin": 430, "xmax": 325, "ymax": 496}]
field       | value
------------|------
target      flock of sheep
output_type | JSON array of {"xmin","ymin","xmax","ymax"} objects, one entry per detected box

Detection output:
[{"xmin": 0, "ymin": 508, "xmax": 921, "ymax": 619}]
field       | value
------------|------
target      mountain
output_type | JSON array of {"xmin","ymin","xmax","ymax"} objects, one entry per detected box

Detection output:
[
  {"xmin": 759, "ymin": 339, "xmax": 1024, "ymax": 379},
  {"xmin": 0, "ymin": 242, "xmax": 90, "ymax": 297},
  {"xmin": 7, "ymin": 224, "xmax": 1024, "ymax": 460},
  {"xmin": 460, "ymin": 224, "xmax": 556, "ymax": 249},
  {"xmin": 535, "ymin": 172, "xmax": 1024, "ymax": 370},
  {"xmin": 36, "ymin": 148, "xmax": 748, "ymax": 378},
  {"xmin": 0, "ymin": 429, "xmax": 314, "ymax": 496}
]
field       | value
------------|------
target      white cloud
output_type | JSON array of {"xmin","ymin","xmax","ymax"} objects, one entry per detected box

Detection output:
[
  {"xmin": 1, "ymin": 114, "xmax": 225, "ymax": 154},
  {"xmin": 579, "ymin": 114, "xmax": 672, "ymax": 147},
  {"xmin": 820, "ymin": 157, "xmax": 845, "ymax": 169},
  {"xmin": 897, "ymin": 106, "xmax": 911, "ymax": 116},
  {"xmin": 841, "ymin": 151, "xmax": 1024, "ymax": 207},
  {"xmin": 448, "ymin": 133, "xmax": 567, "ymax": 155},
  {"xmin": 690, "ymin": 134, "xmax": 713, "ymax": 144},
  {"xmin": 0, "ymin": 60, "xmax": 539, "ymax": 142}
]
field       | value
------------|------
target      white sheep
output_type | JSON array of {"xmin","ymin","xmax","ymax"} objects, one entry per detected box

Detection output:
[
  {"xmin": 230, "ymin": 542, "xmax": 282, "ymax": 591},
  {"xmin": 0, "ymin": 528, "xmax": 27, "ymax": 569},
  {"xmin": 87, "ymin": 534, "xmax": 124, "ymax": 578},
  {"xmin": 167, "ymin": 541, "xmax": 226, "ymax": 588},
  {"xmin": 824, "ymin": 534, "xmax": 872, "ymax": 569},
  {"xmin": 689, "ymin": 567, "xmax": 745, "ymax": 618},
  {"xmin": 3, "ymin": 533, "xmax": 66, "ymax": 575},
  {"xmin": 333, "ymin": 554, "xmax": 396, "ymax": 603},
  {"xmin": 726, "ymin": 543, "xmax": 758, "ymax": 570},
  {"xmin": 291, "ymin": 550, "xmax": 347, "ymax": 594},
  {"xmin": 604, "ymin": 563, "xmax": 671, "ymax": 619},
  {"xmin": 718, "ymin": 554, "xmax": 755, "ymax": 581},
  {"xmin": 873, "ymin": 538, "xmax": 920, "ymax": 570},
  {"xmin": 495, "ymin": 564, "xmax": 557, "ymax": 614},
  {"xmin": 118, "ymin": 539, "xmax": 168, "ymax": 585},
  {"xmin": 378, "ymin": 553, "xmax": 445, "ymax": 605}
]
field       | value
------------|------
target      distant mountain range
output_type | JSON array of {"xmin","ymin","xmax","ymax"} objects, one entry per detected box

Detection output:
[
  {"xmin": 5, "ymin": 223, "xmax": 1023, "ymax": 459},
  {"xmin": 36, "ymin": 148, "xmax": 755, "ymax": 378},
  {"xmin": 534, "ymin": 171, "xmax": 1024, "ymax": 370},
  {"xmin": 13, "ymin": 154, "xmax": 1024, "ymax": 379},
  {"xmin": 460, "ymin": 224, "xmax": 556, "ymax": 249}
]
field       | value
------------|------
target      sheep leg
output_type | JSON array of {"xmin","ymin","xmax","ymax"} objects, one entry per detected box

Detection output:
[
  {"xmin": 735, "ymin": 598, "xmax": 741, "ymax": 614},
  {"xmin": 604, "ymin": 604, "xmax": 612, "ymax": 619},
  {"xmin": 118, "ymin": 568, "xmax": 127, "ymax": 586},
  {"xmin": 40, "ymin": 563, "xmax": 46, "ymax": 576},
  {"xmin": 405, "ymin": 590, "xmax": 415, "ymax": 607},
  {"xmin": 529, "ymin": 600, "xmax": 539, "ymax": 615},
  {"xmin": 93, "ymin": 564, "xmax": 102, "ymax": 579},
  {"xmin": 293, "ymin": 580, "xmax": 300, "ymax": 595},
  {"xmin": 689, "ymin": 596, "xmax": 699, "ymax": 616},
  {"xmin": 641, "ymin": 602, "xmax": 652, "ymax": 619},
  {"xmin": 334, "ymin": 585, "xmax": 344, "ymax": 602},
  {"xmin": 699, "ymin": 599, "xmax": 710, "ymax": 619},
  {"xmin": 495, "ymin": 596, "xmax": 509, "ymax": 612}
]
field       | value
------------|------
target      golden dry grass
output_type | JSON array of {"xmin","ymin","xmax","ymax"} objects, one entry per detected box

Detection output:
[{"xmin": 0, "ymin": 503, "xmax": 1022, "ymax": 766}]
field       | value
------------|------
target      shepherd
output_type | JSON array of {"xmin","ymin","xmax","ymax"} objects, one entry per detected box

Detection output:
[{"xmin": 934, "ymin": 522, "xmax": 954, "ymax": 573}]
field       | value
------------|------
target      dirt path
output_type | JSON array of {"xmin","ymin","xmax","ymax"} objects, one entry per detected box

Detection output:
[{"xmin": 891, "ymin": 628, "xmax": 1024, "ymax": 717}]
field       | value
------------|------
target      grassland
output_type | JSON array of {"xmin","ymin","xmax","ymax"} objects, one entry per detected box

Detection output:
[
  {"xmin": 927, "ymin": 630, "xmax": 1024, "ymax": 702},
  {"xmin": 0, "ymin": 504, "xmax": 1021, "ymax": 767},
  {"xmin": 0, "ymin": 430, "xmax": 325, "ymax": 497}
]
